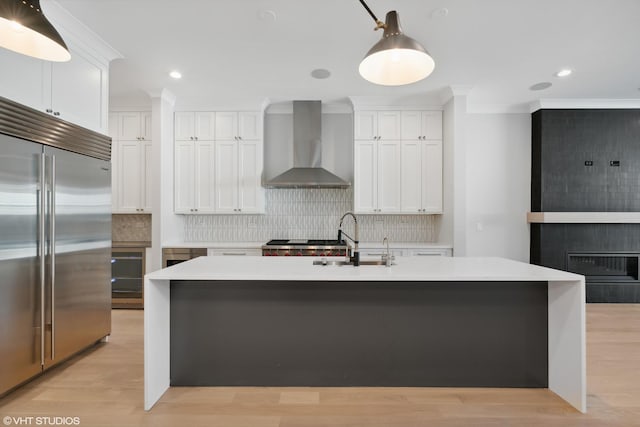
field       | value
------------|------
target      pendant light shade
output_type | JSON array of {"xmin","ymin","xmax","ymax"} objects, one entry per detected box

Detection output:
[
  {"xmin": 359, "ymin": 11, "xmax": 434, "ymax": 86},
  {"xmin": 0, "ymin": 0, "xmax": 70, "ymax": 62}
]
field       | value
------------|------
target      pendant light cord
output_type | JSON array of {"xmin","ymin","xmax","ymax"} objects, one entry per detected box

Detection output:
[{"xmin": 358, "ymin": 0, "xmax": 386, "ymax": 29}]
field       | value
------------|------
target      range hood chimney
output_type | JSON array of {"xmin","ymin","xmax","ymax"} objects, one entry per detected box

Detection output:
[{"xmin": 265, "ymin": 101, "xmax": 351, "ymax": 188}]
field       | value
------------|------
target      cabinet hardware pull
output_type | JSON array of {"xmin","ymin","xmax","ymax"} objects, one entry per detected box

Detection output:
[
  {"xmin": 46, "ymin": 108, "xmax": 53, "ymax": 113},
  {"xmin": 53, "ymin": 112, "xmax": 60, "ymax": 116}
]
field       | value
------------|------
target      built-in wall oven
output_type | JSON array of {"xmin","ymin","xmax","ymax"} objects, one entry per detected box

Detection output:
[{"xmin": 162, "ymin": 248, "xmax": 208, "ymax": 268}]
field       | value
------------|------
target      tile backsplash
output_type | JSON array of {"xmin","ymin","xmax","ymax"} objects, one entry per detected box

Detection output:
[
  {"xmin": 112, "ymin": 214, "xmax": 152, "ymax": 243},
  {"xmin": 184, "ymin": 189, "xmax": 438, "ymax": 243}
]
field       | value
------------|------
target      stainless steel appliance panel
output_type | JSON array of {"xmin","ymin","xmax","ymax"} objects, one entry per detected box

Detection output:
[
  {"xmin": 0, "ymin": 134, "xmax": 43, "ymax": 395},
  {"xmin": 162, "ymin": 248, "xmax": 207, "ymax": 268},
  {"xmin": 43, "ymin": 146, "xmax": 111, "ymax": 368}
]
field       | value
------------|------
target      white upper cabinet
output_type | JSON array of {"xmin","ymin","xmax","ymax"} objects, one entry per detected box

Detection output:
[
  {"xmin": 175, "ymin": 110, "xmax": 264, "ymax": 214},
  {"xmin": 175, "ymin": 112, "xmax": 216, "ymax": 141},
  {"xmin": 354, "ymin": 111, "xmax": 401, "ymax": 140},
  {"xmin": 174, "ymin": 141, "xmax": 196, "ymax": 213},
  {"xmin": 119, "ymin": 112, "xmax": 151, "ymax": 140},
  {"xmin": 110, "ymin": 112, "xmax": 153, "ymax": 213},
  {"xmin": 215, "ymin": 112, "xmax": 262, "ymax": 140},
  {"xmin": 401, "ymin": 111, "xmax": 443, "ymax": 140},
  {"xmin": 214, "ymin": 134, "xmax": 264, "ymax": 214},
  {"xmin": 400, "ymin": 139, "xmax": 443, "ymax": 213},
  {"xmin": 354, "ymin": 140, "xmax": 378, "ymax": 213},
  {"xmin": 354, "ymin": 109, "xmax": 443, "ymax": 215},
  {"xmin": 0, "ymin": 41, "xmax": 111, "ymax": 134},
  {"xmin": 0, "ymin": 49, "xmax": 48, "ymax": 110},
  {"xmin": 354, "ymin": 139, "xmax": 401, "ymax": 214},
  {"xmin": 421, "ymin": 140, "xmax": 443, "ymax": 213},
  {"xmin": 237, "ymin": 139, "xmax": 264, "ymax": 212}
]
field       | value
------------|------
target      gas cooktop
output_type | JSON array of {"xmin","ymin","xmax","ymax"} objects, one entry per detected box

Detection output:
[
  {"xmin": 264, "ymin": 239, "xmax": 346, "ymax": 246},
  {"xmin": 262, "ymin": 239, "xmax": 349, "ymax": 256}
]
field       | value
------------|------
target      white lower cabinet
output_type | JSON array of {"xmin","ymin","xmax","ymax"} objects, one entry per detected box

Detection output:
[
  {"xmin": 406, "ymin": 248, "xmax": 452, "ymax": 257},
  {"xmin": 359, "ymin": 246, "xmax": 452, "ymax": 257},
  {"xmin": 208, "ymin": 248, "xmax": 261, "ymax": 256}
]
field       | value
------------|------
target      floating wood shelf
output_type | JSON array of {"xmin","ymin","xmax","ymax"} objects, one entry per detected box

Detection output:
[{"xmin": 527, "ymin": 212, "xmax": 640, "ymax": 224}]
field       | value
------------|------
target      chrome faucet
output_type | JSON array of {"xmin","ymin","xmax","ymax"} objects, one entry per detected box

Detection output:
[
  {"xmin": 338, "ymin": 212, "xmax": 360, "ymax": 266},
  {"xmin": 382, "ymin": 237, "xmax": 394, "ymax": 267}
]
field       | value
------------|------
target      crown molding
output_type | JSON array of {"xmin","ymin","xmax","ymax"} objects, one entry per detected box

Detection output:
[
  {"xmin": 530, "ymin": 98, "xmax": 640, "ymax": 113},
  {"xmin": 44, "ymin": 1, "xmax": 122, "ymax": 64}
]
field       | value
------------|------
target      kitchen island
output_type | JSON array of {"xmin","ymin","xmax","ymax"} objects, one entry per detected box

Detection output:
[{"xmin": 144, "ymin": 256, "xmax": 585, "ymax": 412}]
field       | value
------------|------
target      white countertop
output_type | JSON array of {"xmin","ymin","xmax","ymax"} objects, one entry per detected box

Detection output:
[
  {"xmin": 146, "ymin": 255, "xmax": 582, "ymax": 283},
  {"xmin": 162, "ymin": 241, "xmax": 264, "ymax": 249},
  {"xmin": 161, "ymin": 241, "xmax": 453, "ymax": 249}
]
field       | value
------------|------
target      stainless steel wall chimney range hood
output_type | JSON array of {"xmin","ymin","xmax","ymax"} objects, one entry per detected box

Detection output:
[{"xmin": 265, "ymin": 100, "xmax": 351, "ymax": 188}]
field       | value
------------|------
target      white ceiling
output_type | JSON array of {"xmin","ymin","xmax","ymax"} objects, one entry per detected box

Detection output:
[{"xmin": 52, "ymin": 0, "xmax": 640, "ymax": 110}]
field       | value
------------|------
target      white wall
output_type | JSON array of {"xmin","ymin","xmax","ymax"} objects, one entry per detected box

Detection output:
[{"xmin": 464, "ymin": 113, "xmax": 531, "ymax": 262}]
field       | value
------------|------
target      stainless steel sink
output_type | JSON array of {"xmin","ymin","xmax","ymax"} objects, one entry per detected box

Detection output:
[{"xmin": 312, "ymin": 259, "xmax": 389, "ymax": 266}]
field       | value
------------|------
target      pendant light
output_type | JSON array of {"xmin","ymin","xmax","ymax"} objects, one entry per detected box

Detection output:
[
  {"xmin": 0, "ymin": 0, "xmax": 70, "ymax": 61},
  {"xmin": 358, "ymin": 0, "xmax": 434, "ymax": 86}
]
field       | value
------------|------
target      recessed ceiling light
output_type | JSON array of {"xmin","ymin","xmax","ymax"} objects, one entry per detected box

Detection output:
[
  {"xmin": 555, "ymin": 69, "xmax": 572, "ymax": 78},
  {"xmin": 257, "ymin": 10, "xmax": 277, "ymax": 22},
  {"xmin": 530, "ymin": 82, "xmax": 552, "ymax": 91},
  {"xmin": 311, "ymin": 69, "xmax": 331, "ymax": 79},
  {"xmin": 169, "ymin": 71, "xmax": 182, "ymax": 79},
  {"xmin": 430, "ymin": 7, "xmax": 449, "ymax": 19}
]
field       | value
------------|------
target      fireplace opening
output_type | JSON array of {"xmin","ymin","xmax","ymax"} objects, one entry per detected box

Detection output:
[{"xmin": 567, "ymin": 252, "xmax": 640, "ymax": 283}]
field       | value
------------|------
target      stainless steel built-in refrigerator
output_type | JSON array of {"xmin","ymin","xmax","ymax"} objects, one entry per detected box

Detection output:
[{"xmin": 0, "ymin": 97, "xmax": 112, "ymax": 395}]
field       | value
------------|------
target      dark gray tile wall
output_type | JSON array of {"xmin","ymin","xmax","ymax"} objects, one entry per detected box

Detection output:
[
  {"xmin": 532, "ymin": 109, "xmax": 640, "ymax": 211},
  {"xmin": 531, "ymin": 109, "xmax": 640, "ymax": 302}
]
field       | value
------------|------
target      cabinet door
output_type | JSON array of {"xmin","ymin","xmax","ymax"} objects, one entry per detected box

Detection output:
[
  {"xmin": 354, "ymin": 111, "xmax": 377, "ymax": 140},
  {"xmin": 423, "ymin": 111, "xmax": 443, "ymax": 140},
  {"xmin": 400, "ymin": 140, "xmax": 423, "ymax": 213},
  {"xmin": 354, "ymin": 140, "xmax": 378, "ymax": 213},
  {"xmin": 215, "ymin": 112, "xmax": 237, "ymax": 140},
  {"xmin": 117, "ymin": 141, "xmax": 143, "ymax": 212},
  {"xmin": 215, "ymin": 140, "xmax": 238, "ymax": 212},
  {"xmin": 195, "ymin": 142, "xmax": 215, "ymax": 213},
  {"xmin": 238, "ymin": 140, "xmax": 264, "ymax": 213},
  {"xmin": 141, "ymin": 141, "xmax": 153, "ymax": 212},
  {"xmin": 422, "ymin": 140, "xmax": 443, "ymax": 213},
  {"xmin": 50, "ymin": 52, "xmax": 105, "ymax": 133},
  {"xmin": 377, "ymin": 140, "xmax": 402, "ymax": 212},
  {"xmin": 141, "ymin": 112, "xmax": 152, "ymax": 140},
  {"xmin": 238, "ymin": 112, "xmax": 261, "ymax": 140},
  {"xmin": 401, "ymin": 111, "xmax": 421, "ymax": 140},
  {"xmin": 377, "ymin": 111, "xmax": 401, "ymax": 139},
  {"xmin": 119, "ymin": 112, "xmax": 142, "ymax": 140},
  {"xmin": 0, "ymin": 48, "xmax": 47, "ymax": 111},
  {"xmin": 174, "ymin": 141, "xmax": 196, "ymax": 213},
  {"xmin": 195, "ymin": 112, "xmax": 215, "ymax": 140},
  {"xmin": 175, "ymin": 112, "xmax": 195, "ymax": 141}
]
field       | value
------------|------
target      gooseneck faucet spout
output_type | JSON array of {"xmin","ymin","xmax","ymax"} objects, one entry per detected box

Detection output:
[{"xmin": 338, "ymin": 212, "xmax": 360, "ymax": 266}]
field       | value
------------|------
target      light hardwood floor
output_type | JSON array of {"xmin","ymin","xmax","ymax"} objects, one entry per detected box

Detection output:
[{"xmin": 1, "ymin": 305, "xmax": 639, "ymax": 427}]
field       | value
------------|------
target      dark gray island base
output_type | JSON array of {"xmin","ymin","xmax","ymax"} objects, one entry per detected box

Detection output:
[{"xmin": 169, "ymin": 280, "xmax": 548, "ymax": 388}]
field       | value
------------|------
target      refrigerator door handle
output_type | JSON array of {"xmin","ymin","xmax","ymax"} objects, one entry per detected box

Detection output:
[
  {"xmin": 39, "ymin": 152, "xmax": 46, "ymax": 367},
  {"xmin": 49, "ymin": 154, "xmax": 56, "ymax": 361}
]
